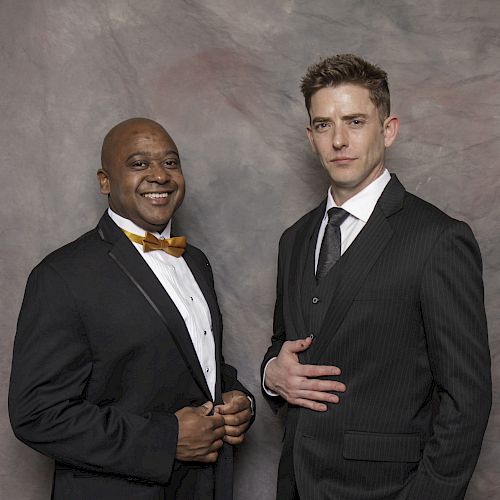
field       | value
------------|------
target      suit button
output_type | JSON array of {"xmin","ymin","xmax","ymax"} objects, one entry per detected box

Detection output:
[{"xmin": 312, "ymin": 297, "xmax": 320, "ymax": 304}]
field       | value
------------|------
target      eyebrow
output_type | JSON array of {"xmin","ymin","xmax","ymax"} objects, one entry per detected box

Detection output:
[
  {"xmin": 343, "ymin": 113, "xmax": 369, "ymax": 120},
  {"xmin": 126, "ymin": 150, "xmax": 180, "ymax": 162},
  {"xmin": 311, "ymin": 113, "xmax": 369, "ymax": 124},
  {"xmin": 311, "ymin": 116, "xmax": 332, "ymax": 124}
]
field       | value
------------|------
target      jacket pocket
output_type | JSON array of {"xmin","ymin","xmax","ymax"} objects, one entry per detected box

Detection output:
[{"xmin": 343, "ymin": 430, "xmax": 422, "ymax": 463}]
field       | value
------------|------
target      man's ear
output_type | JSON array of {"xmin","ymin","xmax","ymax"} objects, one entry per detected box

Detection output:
[
  {"xmin": 306, "ymin": 125, "xmax": 318, "ymax": 153},
  {"xmin": 97, "ymin": 169, "xmax": 110, "ymax": 195},
  {"xmin": 383, "ymin": 115, "xmax": 399, "ymax": 148}
]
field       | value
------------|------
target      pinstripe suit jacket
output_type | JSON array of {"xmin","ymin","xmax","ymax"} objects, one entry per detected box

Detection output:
[{"xmin": 262, "ymin": 175, "xmax": 491, "ymax": 500}]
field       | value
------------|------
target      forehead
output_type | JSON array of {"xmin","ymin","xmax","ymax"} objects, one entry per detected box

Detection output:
[
  {"xmin": 115, "ymin": 124, "xmax": 177, "ymax": 157},
  {"xmin": 309, "ymin": 84, "xmax": 375, "ymax": 116}
]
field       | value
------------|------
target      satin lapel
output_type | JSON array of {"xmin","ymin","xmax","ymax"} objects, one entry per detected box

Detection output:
[
  {"xmin": 98, "ymin": 214, "xmax": 213, "ymax": 401},
  {"xmin": 309, "ymin": 176, "xmax": 405, "ymax": 364},
  {"xmin": 288, "ymin": 202, "xmax": 325, "ymax": 341},
  {"xmin": 182, "ymin": 248, "xmax": 224, "ymax": 403}
]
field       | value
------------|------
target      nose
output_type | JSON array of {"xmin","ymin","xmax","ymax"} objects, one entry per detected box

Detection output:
[
  {"xmin": 147, "ymin": 162, "xmax": 170, "ymax": 184},
  {"xmin": 332, "ymin": 125, "xmax": 348, "ymax": 150}
]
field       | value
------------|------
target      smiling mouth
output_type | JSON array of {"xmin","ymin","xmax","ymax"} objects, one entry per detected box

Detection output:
[{"xmin": 142, "ymin": 192, "xmax": 170, "ymax": 199}]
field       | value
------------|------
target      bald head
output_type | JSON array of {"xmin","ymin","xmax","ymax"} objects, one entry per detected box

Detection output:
[
  {"xmin": 101, "ymin": 118, "xmax": 173, "ymax": 171},
  {"xmin": 97, "ymin": 117, "xmax": 185, "ymax": 233}
]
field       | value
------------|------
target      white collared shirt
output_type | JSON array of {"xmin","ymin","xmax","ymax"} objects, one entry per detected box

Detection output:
[
  {"xmin": 314, "ymin": 169, "xmax": 391, "ymax": 270},
  {"xmin": 108, "ymin": 209, "xmax": 216, "ymax": 399}
]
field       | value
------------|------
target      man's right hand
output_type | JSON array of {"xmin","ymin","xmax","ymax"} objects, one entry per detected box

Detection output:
[
  {"xmin": 175, "ymin": 402, "xmax": 226, "ymax": 462},
  {"xmin": 265, "ymin": 337, "xmax": 346, "ymax": 411}
]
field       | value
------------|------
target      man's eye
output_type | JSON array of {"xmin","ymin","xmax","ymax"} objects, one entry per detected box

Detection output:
[
  {"xmin": 132, "ymin": 161, "xmax": 148, "ymax": 168},
  {"xmin": 315, "ymin": 122, "xmax": 328, "ymax": 131},
  {"xmin": 164, "ymin": 159, "xmax": 178, "ymax": 167},
  {"xmin": 350, "ymin": 119, "xmax": 364, "ymax": 127}
]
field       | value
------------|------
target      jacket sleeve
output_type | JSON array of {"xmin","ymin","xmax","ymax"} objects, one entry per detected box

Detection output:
[
  {"xmin": 8, "ymin": 262, "xmax": 178, "ymax": 485},
  {"xmin": 408, "ymin": 220, "xmax": 491, "ymax": 499},
  {"xmin": 260, "ymin": 233, "xmax": 288, "ymax": 411}
]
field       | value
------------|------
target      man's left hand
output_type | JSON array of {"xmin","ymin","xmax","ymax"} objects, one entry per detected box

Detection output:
[{"xmin": 214, "ymin": 391, "xmax": 252, "ymax": 445}]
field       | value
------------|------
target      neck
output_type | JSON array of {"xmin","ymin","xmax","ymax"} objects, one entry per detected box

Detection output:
[{"xmin": 331, "ymin": 166, "xmax": 385, "ymax": 206}]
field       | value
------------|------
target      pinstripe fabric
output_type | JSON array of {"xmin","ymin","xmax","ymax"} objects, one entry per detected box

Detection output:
[{"xmin": 261, "ymin": 175, "xmax": 491, "ymax": 500}]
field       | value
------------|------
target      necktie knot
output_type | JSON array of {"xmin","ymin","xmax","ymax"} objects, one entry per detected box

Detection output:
[
  {"xmin": 327, "ymin": 207, "xmax": 349, "ymax": 227},
  {"xmin": 121, "ymin": 229, "xmax": 187, "ymax": 257}
]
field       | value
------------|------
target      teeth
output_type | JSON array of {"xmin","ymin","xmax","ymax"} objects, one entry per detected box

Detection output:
[{"xmin": 143, "ymin": 193, "xmax": 169, "ymax": 198}]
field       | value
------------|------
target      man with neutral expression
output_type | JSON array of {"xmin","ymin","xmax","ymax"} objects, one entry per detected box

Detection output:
[{"xmin": 262, "ymin": 54, "xmax": 491, "ymax": 500}]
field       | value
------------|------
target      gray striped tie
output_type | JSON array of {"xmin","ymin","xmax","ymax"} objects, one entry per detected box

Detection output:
[{"xmin": 316, "ymin": 207, "xmax": 349, "ymax": 281}]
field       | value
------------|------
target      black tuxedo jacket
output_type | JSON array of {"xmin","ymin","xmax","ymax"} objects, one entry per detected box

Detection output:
[
  {"xmin": 262, "ymin": 175, "xmax": 491, "ymax": 500},
  {"xmin": 9, "ymin": 212, "xmax": 253, "ymax": 500}
]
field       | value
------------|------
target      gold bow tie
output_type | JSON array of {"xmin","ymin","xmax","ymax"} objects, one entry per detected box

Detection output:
[{"xmin": 121, "ymin": 229, "xmax": 187, "ymax": 257}]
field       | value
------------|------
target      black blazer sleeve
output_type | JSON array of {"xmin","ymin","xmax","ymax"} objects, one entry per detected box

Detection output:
[
  {"xmin": 8, "ymin": 262, "xmax": 178, "ymax": 485},
  {"xmin": 260, "ymin": 231, "xmax": 289, "ymax": 411},
  {"xmin": 408, "ymin": 220, "xmax": 491, "ymax": 499}
]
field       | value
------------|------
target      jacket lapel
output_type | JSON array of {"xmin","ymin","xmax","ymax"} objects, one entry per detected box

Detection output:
[
  {"xmin": 309, "ymin": 175, "xmax": 406, "ymax": 364},
  {"xmin": 97, "ymin": 213, "xmax": 213, "ymax": 401},
  {"xmin": 288, "ymin": 202, "xmax": 325, "ymax": 340}
]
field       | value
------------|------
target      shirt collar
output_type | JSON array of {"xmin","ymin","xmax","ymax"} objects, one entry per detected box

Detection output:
[
  {"xmin": 325, "ymin": 169, "xmax": 391, "ymax": 223},
  {"xmin": 107, "ymin": 208, "xmax": 172, "ymax": 238}
]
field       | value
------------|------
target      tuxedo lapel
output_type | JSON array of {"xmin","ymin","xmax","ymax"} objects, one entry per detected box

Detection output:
[
  {"xmin": 309, "ymin": 175, "xmax": 405, "ymax": 364},
  {"xmin": 288, "ymin": 202, "xmax": 325, "ymax": 341},
  {"xmin": 97, "ymin": 213, "xmax": 213, "ymax": 401}
]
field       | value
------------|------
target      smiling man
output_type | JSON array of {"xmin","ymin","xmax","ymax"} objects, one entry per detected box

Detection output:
[
  {"xmin": 261, "ymin": 54, "xmax": 491, "ymax": 499},
  {"xmin": 9, "ymin": 118, "xmax": 253, "ymax": 500}
]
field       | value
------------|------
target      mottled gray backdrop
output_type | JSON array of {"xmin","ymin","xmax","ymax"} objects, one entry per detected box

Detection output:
[{"xmin": 1, "ymin": 0, "xmax": 499, "ymax": 498}]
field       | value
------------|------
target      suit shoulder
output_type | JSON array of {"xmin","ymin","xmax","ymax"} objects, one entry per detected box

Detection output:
[
  {"xmin": 34, "ymin": 227, "xmax": 103, "ymax": 272},
  {"xmin": 403, "ymin": 191, "xmax": 468, "ymax": 228},
  {"xmin": 400, "ymin": 191, "xmax": 477, "ymax": 247}
]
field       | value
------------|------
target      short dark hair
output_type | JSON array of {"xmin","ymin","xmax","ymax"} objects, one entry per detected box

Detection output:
[{"xmin": 300, "ymin": 54, "xmax": 390, "ymax": 121}]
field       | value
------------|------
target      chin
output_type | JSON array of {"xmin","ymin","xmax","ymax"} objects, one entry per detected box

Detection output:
[
  {"xmin": 149, "ymin": 218, "xmax": 172, "ymax": 230},
  {"xmin": 330, "ymin": 176, "xmax": 360, "ymax": 189}
]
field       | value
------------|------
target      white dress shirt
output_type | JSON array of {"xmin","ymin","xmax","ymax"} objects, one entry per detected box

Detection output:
[
  {"xmin": 263, "ymin": 169, "xmax": 391, "ymax": 395},
  {"xmin": 314, "ymin": 169, "xmax": 391, "ymax": 271},
  {"xmin": 108, "ymin": 209, "xmax": 217, "ymax": 399}
]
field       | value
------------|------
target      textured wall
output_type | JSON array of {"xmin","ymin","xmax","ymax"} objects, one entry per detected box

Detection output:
[{"xmin": 1, "ymin": 1, "xmax": 499, "ymax": 498}]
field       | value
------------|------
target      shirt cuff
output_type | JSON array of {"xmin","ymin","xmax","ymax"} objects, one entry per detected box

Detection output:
[
  {"xmin": 262, "ymin": 357, "xmax": 279, "ymax": 397},
  {"xmin": 246, "ymin": 395, "xmax": 255, "ymax": 416}
]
